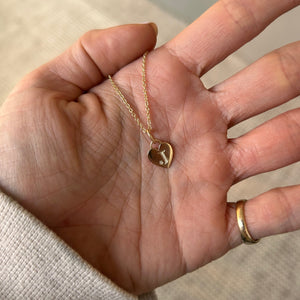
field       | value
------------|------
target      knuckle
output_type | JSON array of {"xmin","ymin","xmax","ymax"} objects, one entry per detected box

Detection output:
[
  {"xmin": 80, "ymin": 29, "xmax": 100, "ymax": 42},
  {"xmin": 221, "ymin": 0, "xmax": 260, "ymax": 34},
  {"xmin": 274, "ymin": 43, "xmax": 300, "ymax": 94},
  {"xmin": 281, "ymin": 109, "xmax": 300, "ymax": 153},
  {"xmin": 80, "ymin": 28, "xmax": 119, "ymax": 63},
  {"xmin": 272, "ymin": 188, "xmax": 296, "ymax": 230},
  {"xmin": 228, "ymin": 139, "xmax": 259, "ymax": 181}
]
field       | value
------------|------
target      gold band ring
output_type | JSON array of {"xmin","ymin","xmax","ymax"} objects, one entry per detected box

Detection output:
[{"xmin": 236, "ymin": 200, "xmax": 260, "ymax": 244}]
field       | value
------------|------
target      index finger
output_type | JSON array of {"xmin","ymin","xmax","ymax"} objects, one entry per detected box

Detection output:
[{"xmin": 165, "ymin": 0, "xmax": 299, "ymax": 76}]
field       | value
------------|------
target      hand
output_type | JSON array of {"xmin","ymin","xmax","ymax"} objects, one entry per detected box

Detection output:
[{"xmin": 0, "ymin": 0, "xmax": 299, "ymax": 295}]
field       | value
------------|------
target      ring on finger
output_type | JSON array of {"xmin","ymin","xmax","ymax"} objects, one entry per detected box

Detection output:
[{"xmin": 236, "ymin": 200, "xmax": 260, "ymax": 245}]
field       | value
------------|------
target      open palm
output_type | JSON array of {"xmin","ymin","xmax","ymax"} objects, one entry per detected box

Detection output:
[{"xmin": 1, "ymin": 0, "xmax": 300, "ymax": 295}]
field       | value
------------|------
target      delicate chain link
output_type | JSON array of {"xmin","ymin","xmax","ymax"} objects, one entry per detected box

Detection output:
[
  {"xmin": 108, "ymin": 75, "xmax": 147, "ymax": 134},
  {"xmin": 108, "ymin": 52, "xmax": 157, "ymax": 143},
  {"xmin": 142, "ymin": 52, "xmax": 152, "ymax": 132}
]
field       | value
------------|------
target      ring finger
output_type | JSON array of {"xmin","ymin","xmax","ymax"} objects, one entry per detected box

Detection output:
[{"xmin": 226, "ymin": 184, "xmax": 300, "ymax": 248}]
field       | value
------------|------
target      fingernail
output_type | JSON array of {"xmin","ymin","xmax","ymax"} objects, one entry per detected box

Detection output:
[{"xmin": 148, "ymin": 22, "xmax": 158, "ymax": 36}]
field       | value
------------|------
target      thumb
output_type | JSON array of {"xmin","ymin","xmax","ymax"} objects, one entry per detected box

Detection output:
[{"xmin": 19, "ymin": 23, "xmax": 158, "ymax": 99}]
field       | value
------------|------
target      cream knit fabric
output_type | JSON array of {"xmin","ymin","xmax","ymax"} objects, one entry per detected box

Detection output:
[{"xmin": 0, "ymin": 192, "xmax": 156, "ymax": 300}]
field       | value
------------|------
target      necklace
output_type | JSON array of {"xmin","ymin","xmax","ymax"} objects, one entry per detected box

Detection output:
[{"xmin": 108, "ymin": 52, "xmax": 173, "ymax": 168}]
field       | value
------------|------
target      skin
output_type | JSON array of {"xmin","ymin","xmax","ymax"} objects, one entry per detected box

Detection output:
[{"xmin": 0, "ymin": 0, "xmax": 300, "ymax": 295}]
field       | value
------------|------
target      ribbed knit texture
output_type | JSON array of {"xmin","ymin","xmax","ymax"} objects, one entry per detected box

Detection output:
[{"xmin": 0, "ymin": 192, "xmax": 155, "ymax": 299}]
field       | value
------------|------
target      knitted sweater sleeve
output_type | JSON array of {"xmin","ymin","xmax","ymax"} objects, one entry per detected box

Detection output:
[{"xmin": 0, "ymin": 192, "xmax": 156, "ymax": 300}]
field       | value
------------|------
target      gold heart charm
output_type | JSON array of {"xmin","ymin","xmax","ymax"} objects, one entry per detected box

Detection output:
[{"xmin": 148, "ymin": 142, "xmax": 173, "ymax": 168}]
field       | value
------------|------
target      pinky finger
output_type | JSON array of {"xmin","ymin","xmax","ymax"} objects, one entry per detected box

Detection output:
[{"xmin": 227, "ymin": 185, "xmax": 300, "ymax": 248}]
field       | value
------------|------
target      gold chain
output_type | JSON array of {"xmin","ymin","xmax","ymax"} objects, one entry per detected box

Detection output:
[
  {"xmin": 108, "ymin": 51, "xmax": 157, "ymax": 142},
  {"xmin": 108, "ymin": 51, "xmax": 173, "ymax": 168}
]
